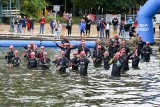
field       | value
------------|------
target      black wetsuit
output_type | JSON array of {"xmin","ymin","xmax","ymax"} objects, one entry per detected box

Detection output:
[
  {"xmin": 94, "ymin": 44, "xmax": 105, "ymax": 53},
  {"xmin": 24, "ymin": 49, "xmax": 32, "ymax": 60},
  {"xmin": 55, "ymin": 43, "xmax": 76, "ymax": 60},
  {"xmin": 121, "ymin": 53, "xmax": 132, "ymax": 72},
  {"xmin": 103, "ymin": 56, "xmax": 110, "ymax": 70},
  {"xmin": 111, "ymin": 59, "xmax": 122, "ymax": 77},
  {"xmin": 142, "ymin": 46, "xmax": 152, "ymax": 62},
  {"xmin": 11, "ymin": 57, "xmax": 21, "ymax": 66},
  {"xmin": 5, "ymin": 51, "xmax": 15, "ymax": 63},
  {"xmin": 108, "ymin": 40, "xmax": 114, "ymax": 58},
  {"xmin": 79, "ymin": 57, "xmax": 90, "ymax": 75},
  {"xmin": 39, "ymin": 58, "xmax": 51, "ymax": 70},
  {"xmin": 113, "ymin": 39, "xmax": 120, "ymax": 54},
  {"xmin": 92, "ymin": 50, "xmax": 103, "ymax": 68},
  {"xmin": 120, "ymin": 45, "xmax": 130, "ymax": 55},
  {"xmin": 70, "ymin": 57, "xmax": 79, "ymax": 70},
  {"xmin": 131, "ymin": 55, "xmax": 140, "ymax": 69},
  {"xmin": 78, "ymin": 45, "xmax": 91, "ymax": 57},
  {"xmin": 136, "ymin": 40, "xmax": 146, "ymax": 58},
  {"xmin": 52, "ymin": 60, "xmax": 58, "ymax": 65},
  {"xmin": 57, "ymin": 57, "xmax": 69, "ymax": 73},
  {"xmin": 28, "ymin": 58, "xmax": 38, "ymax": 68}
]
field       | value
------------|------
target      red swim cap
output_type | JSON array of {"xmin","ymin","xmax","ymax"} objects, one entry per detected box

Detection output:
[
  {"xmin": 30, "ymin": 52, "xmax": 35, "ymax": 56},
  {"xmin": 80, "ymin": 51, "xmax": 86, "ymax": 55},
  {"xmin": 41, "ymin": 46, "xmax": 45, "ymax": 49},
  {"xmin": 9, "ymin": 45, "xmax": 14, "ymax": 49},
  {"xmin": 146, "ymin": 41, "xmax": 150, "ymax": 45},
  {"xmin": 43, "ymin": 51, "xmax": 47, "ymax": 55},
  {"xmin": 61, "ymin": 51, "xmax": 66, "ymax": 55},
  {"xmin": 115, "ymin": 52, "xmax": 120, "ymax": 58},
  {"xmin": 97, "ymin": 45, "xmax": 102, "ymax": 49},
  {"xmin": 73, "ymin": 51, "xmax": 78, "ymax": 55}
]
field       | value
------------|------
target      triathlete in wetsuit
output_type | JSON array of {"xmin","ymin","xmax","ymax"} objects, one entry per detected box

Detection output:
[
  {"xmin": 92, "ymin": 45, "xmax": 103, "ymax": 68},
  {"xmin": 10, "ymin": 50, "xmax": 21, "ymax": 67},
  {"xmin": 142, "ymin": 41, "xmax": 152, "ymax": 62},
  {"xmin": 28, "ymin": 52, "xmax": 38, "ymax": 68},
  {"xmin": 5, "ymin": 45, "xmax": 15, "ymax": 63},
  {"xmin": 136, "ymin": 36, "xmax": 146, "ymax": 59},
  {"xmin": 102, "ymin": 51, "xmax": 110, "ymax": 70},
  {"xmin": 56, "ymin": 51, "xmax": 69, "ymax": 73},
  {"xmin": 70, "ymin": 52, "xmax": 79, "ymax": 71},
  {"xmin": 39, "ymin": 52, "xmax": 51, "ymax": 70},
  {"xmin": 79, "ymin": 51, "xmax": 90, "ymax": 75},
  {"xmin": 77, "ymin": 41, "xmax": 91, "ymax": 57}
]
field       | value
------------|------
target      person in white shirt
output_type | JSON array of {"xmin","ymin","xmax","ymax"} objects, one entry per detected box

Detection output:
[
  {"xmin": 105, "ymin": 21, "xmax": 110, "ymax": 38},
  {"xmin": 55, "ymin": 21, "xmax": 62, "ymax": 40}
]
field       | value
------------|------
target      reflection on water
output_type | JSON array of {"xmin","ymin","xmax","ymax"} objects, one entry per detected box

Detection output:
[{"xmin": 0, "ymin": 48, "xmax": 160, "ymax": 107}]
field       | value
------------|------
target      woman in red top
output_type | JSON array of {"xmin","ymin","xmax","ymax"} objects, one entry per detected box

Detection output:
[
  {"xmin": 39, "ymin": 16, "xmax": 46, "ymax": 34},
  {"xmin": 27, "ymin": 18, "xmax": 31, "ymax": 32}
]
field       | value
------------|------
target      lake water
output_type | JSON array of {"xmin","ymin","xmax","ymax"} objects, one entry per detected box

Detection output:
[{"xmin": 0, "ymin": 47, "xmax": 160, "ymax": 107}]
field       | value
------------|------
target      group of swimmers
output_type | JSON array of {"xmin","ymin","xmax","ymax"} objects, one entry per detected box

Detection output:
[{"xmin": 5, "ymin": 35, "xmax": 153, "ymax": 77}]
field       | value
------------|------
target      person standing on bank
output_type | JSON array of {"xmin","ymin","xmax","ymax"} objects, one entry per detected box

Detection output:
[
  {"xmin": 86, "ymin": 16, "xmax": 92, "ymax": 37},
  {"xmin": 112, "ymin": 16, "xmax": 119, "ymax": 34},
  {"xmin": 99, "ymin": 17, "xmax": 105, "ymax": 38},
  {"xmin": 39, "ymin": 16, "xmax": 46, "ymax": 34},
  {"xmin": 66, "ymin": 17, "xmax": 73, "ymax": 36},
  {"xmin": 22, "ymin": 16, "xmax": 27, "ymax": 33},
  {"xmin": 96, "ymin": 18, "xmax": 101, "ymax": 37},
  {"xmin": 10, "ymin": 17, "xmax": 15, "ymax": 33},
  {"xmin": 29, "ymin": 17, "xmax": 35, "ymax": 34},
  {"xmin": 50, "ymin": 18, "xmax": 56, "ymax": 34},
  {"xmin": 105, "ymin": 21, "xmax": 110, "ymax": 38},
  {"xmin": 79, "ymin": 18, "xmax": 86, "ymax": 39}
]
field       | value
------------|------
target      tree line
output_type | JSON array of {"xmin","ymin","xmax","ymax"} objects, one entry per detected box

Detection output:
[{"xmin": 1, "ymin": 0, "xmax": 147, "ymax": 18}]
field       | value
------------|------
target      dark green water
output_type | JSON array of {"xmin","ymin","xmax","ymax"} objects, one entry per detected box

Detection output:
[{"xmin": 0, "ymin": 48, "xmax": 160, "ymax": 107}]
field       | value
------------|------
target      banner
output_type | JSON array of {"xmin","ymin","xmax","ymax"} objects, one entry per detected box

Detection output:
[
  {"xmin": 88, "ymin": 14, "xmax": 96, "ymax": 22},
  {"xmin": 105, "ymin": 14, "xmax": 121, "ymax": 23}
]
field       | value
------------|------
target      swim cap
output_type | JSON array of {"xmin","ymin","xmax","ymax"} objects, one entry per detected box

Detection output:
[
  {"xmin": 61, "ymin": 51, "xmax": 66, "ymax": 55},
  {"xmin": 138, "ymin": 36, "xmax": 142, "ymax": 38},
  {"xmin": 9, "ymin": 45, "xmax": 14, "ymax": 49},
  {"xmin": 80, "ymin": 51, "xmax": 86, "ymax": 55},
  {"xmin": 146, "ymin": 41, "xmax": 150, "ymax": 45},
  {"xmin": 114, "ymin": 34, "xmax": 118, "ymax": 38},
  {"xmin": 43, "ymin": 51, "xmax": 47, "ymax": 55},
  {"xmin": 30, "ymin": 52, "xmax": 35, "ymax": 56},
  {"xmin": 30, "ymin": 42, "xmax": 34, "ymax": 45},
  {"xmin": 81, "ymin": 42, "xmax": 85, "ymax": 45},
  {"xmin": 115, "ymin": 52, "xmax": 121, "ymax": 58},
  {"xmin": 97, "ymin": 45, "xmax": 102, "ymax": 49},
  {"xmin": 14, "ymin": 50, "xmax": 18, "ymax": 54},
  {"xmin": 64, "ymin": 43, "xmax": 69, "ymax": 46},
  {"xmin": 73, "ymin": 51, "xmax": 78, "ymax": 55},
  {"xmin": 41, "ymin": 46, "xmax": 45, "ymax": 49},
  {"xmin": 81, "ymin": 39, "xmax": 85, "ymax": 42}
]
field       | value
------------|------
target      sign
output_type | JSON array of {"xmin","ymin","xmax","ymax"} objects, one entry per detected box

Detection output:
[
  {"xmin": 88, "ymin": 14, "xmax": 96, "ymax": 22},
  {"xmin": 54, "ymin": 5, "xmax": 60, "ymax": 12},
  {"xmin": 137, "ymin": 24, "xmax": 150, "ymax": 32},
  {"xmin": 105, "ymin": 14, "xmax": 121, "ymax": 23}
]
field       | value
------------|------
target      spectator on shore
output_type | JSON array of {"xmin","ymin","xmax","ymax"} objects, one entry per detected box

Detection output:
[
  {"xmin": 30, "ymin": 17, "xmax": 35, "ymax": 34},
  {"xmin": 22, "ymin": 16, "xmax": 27, "ymax": 33},
  {"xmin": 79, "ymin": 18, "xmax": 86, "ymax": 39},
  {"xmin": 96, "ymin": 18, "xmax": 100, "ymax": 37},
  {"xmin": 55, "ymin": 21, "xmax": 62, "ymax": 40},
  {"xmin": 105, "ymin": 21, "xmax": 110, "ymax": 38},
  {"xmin": 119, "ymin": 20, "xmax": 125, "ymax": 38},
  {"xmin": 50, "ymin": 18, "xmax": 56, "ymax": 34},
  {"xmin": 39, "ymin": 16, "xmax": 46, "ymax": 34},
  {"xmin": 112, "ymin": 16, "xmax": 119, "ymax": 34},
  {"xmin": 27, "ymin": 18, "xmax": 30, "ymax": 32},
  {"xmin": 10, "ymin": 17, "xmax": 15, "ymax": 33},
  {"xmin": 16, "ymin": 15, "xmax": 22, "ymax": 34},
  {"xmin": 99, "ymin": 17, "xmax": 105, "ymax": 38},
  {"xmin": 86, "ymin": 16, "xmax": 92, "ymax": 37},
  {"xmin": 66, "ymin": 17, "xmax": 73, "ymax": 36},
  {"xmin": 128, "ymin": 17, "xmax": 133, "ymax": 30}
]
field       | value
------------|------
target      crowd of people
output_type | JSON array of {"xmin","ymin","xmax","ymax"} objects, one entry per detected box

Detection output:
[{"xmin": 5, "ymin": 34, "xmax": 155, "ymax": 77}]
